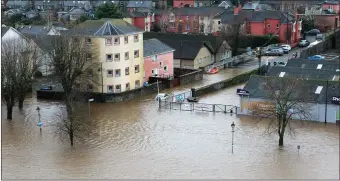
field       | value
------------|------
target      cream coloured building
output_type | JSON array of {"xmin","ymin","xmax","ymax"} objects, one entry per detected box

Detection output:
[{"xmin": 70, "ymin": 19, "xmax": 145, "ymax": 93}]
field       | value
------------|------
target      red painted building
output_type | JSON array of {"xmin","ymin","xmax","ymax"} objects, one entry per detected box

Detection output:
[
  {"xmin": 314, "ymin": 14, "xmax": 340, "ymax": 32},
  {"xmin": 123, "ymin": 11, "xmax": 154, "ymax": 32},
  {"xmin": 322, "ymin": 1, "xmax": 340, "ymax": 14},
  {"xmin": 173, "ymin": 0, "xmax": 194, "ymax": 8}
]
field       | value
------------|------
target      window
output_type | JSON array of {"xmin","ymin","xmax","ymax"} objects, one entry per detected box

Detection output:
[
  {"xmin": 114, "ymin": 37, "xmax": 120, "ymax": 45},
  {"xmin": 135, "ymin": 80, "xmax": 140, "ymax": 88},
  {"xmin": 279, "ymin": 72, "xmax": 285, "ymax": 77},
  {"xmin": 126, "ymin": 83, "xmax": 130, "ymax": 90},
  {"xmin": 107, "ymin": 85, "xmax": 113, "ymax": 93},
  {"xmin": 267, "ymin": 24, "xmax": 270, "ymax": 28},
  {"xmin": 134, "ymin": 50, "xmax": 139, "ymax": 58},
  {"xmin": 135, "ymin": 65, "xmax": 140, "ymax": 73},
  {"xmin": 114, "ymin": 53, "xmax": 120, "ymax": 61},
  {"xmin": 85, "ymin": 38, "xmax": 91, "ymax": 44},
  {"xmin": 186, "ymin": 16, "xmax": 190, "ymax": 20},
  {"xmin": 125, "ymin": 52, "xmax": 129, "ymax": 60},
  {"xmin": 86, "ymin": 53, "xmax": 92, "ymax": 61},
  {"xmin": 315, "ymin": 86, "xmax": 323, "ymax": 94},
  {"xmin": 159, "ymin": 61, "xmax": 162, "ymax": 66},
  {"xmin": 134, "ymin": 35, "xmax": 139, "ymax": 42},
  {"xmin": 169, "ymin": 22, "xmax": 175, "ymax": 28},
  {"xmin": 105, "ymin": 38, "xmax": 112, "ymax": 45},
  {"xmin": 125, "ymin": 67, "xmax": 129, "ymax": 75},
  {"xmin": 106, "ymin": 54, "xmax": 113, "ymax": 61},
  {"xmin": 151, "ymin": 55, "xmax": 157, "ymax": 61},
  {"xmin": 276, "ymin": 24, "xmax": 279, "ymax": 28},
  {"xmin": 185, "ymin": 24, "xmax": 190, "ymax": 30},
  {"xmin": 107, "ymin": 69, "xmax": 113, "ymax": 77},
  {"xmin": 218, "ymin": 21, "xmax": 221, "ymax": 24},
  {"xmin": 317, "ymin": 64, "xmax": 323, "ymax": 69},
  {"xmin": 124, "ymin": 36, "xmax": 128, "ymax": 44},
  {"xmin": 164, "ymin": 65, "xmax": 168, "ymax": 72},
  {"xmin": 115, "ymin": 84, "xmax": 121, "ymax": 93},
  {"xmin": 115, "ymin": 69, "xmax": 121, "ymax": 77}
]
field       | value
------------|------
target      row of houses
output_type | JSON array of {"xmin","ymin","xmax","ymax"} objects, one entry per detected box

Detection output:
[
  {"xmin": 1, "ymin": 18, "xmax": 232, "ymax": 93},
  {"xmin": 239, "ymin": 58, "xmax": 340, "ymax": 123}
]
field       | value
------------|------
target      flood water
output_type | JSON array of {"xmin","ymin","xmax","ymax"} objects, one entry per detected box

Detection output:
[{"xmin": 2, "ymin": 82, "xmax": 339, "ymax": 179}]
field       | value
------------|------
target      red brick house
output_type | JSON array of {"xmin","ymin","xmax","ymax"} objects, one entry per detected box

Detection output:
[
  {"xmin": 322, "ymin": 1, "xmax": 340, "ymax": 14},
  {"xmin": 154, "ymin": 7, "xmax": 226, "ymax": 34},
  {"xmin": 173, "ymin": 0, "xmax": 194, "ymax": 8},
  {"xmin": 212, "ymin": 6, "xmax": 302, "ymax": 45},
  {"xmin": 123, "ymin": 11, "xmax": 154, "ymax": 32},
  {"xmin": 314, "ymin": 14, "xmax": 340, "ymax": 32}
]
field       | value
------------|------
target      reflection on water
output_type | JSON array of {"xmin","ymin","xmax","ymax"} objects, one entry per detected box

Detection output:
[{"xmin": 2, "ymin": 83, "xmax": 339, "ymax": 179}]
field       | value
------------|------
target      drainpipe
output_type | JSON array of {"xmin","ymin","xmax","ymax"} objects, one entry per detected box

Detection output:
[
  {"xmin": 325, "ymin": 80, "xmax": 328, "ymax": 123},
  {"xmin": 101, "ymin": 62, "xmax": 104, "ymax": 102}
]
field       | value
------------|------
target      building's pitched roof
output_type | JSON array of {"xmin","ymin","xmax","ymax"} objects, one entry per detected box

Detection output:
[
  {"xmin": 1, "ymin": 26, "xmax": 10, "ymax": 37},
  {"xmin": 16, "ymin": 25, "xmax": 52, "ymax": 36},
  {"xmin": 218, "ymin": 0, "xmax": 233, "ymax": 8},
  {"xmin": 123, "ymin": 11, "xmax": 150, "ymax": 18},
  {"xmin": 155, "ymin": 39, "xmax": 211, "ymax": 60},
  {"xmin": 127, "ymin": 1, "xmax": 153, "ymax": 8},
  {"xmin": 69, "ymin": 7, "xmax": 86, "ymax": 15},
  {"xmin": 259, "ymin": 0, "xmax": 323, "ymax": 5},
  {"xmin": 285, "ymin": 58, "xmax": 340, "ymax": 71},
  {"xmin": 242, "ymin": 1, "xmax": 260, "ymax": 10},
  {"xmin": 171, "ymin": 7, "xmax": 227, "ymax": 16},
  {"xmin": 143, "ymin": 32, "xmax": 227, "ymax": 53},
  {"xmin": 143, "ymin": 38, "xmax": 175, "ymax": 57},
  {"xmin": 244, "ymin": 75, "xmax": 340, "ymax": 104},
  {"xmin": 67, "ymin": 19, "xmax": 143, "ymax": 36},
  {"xmin": 216, "ymin": 10, "xmax": 294, "ymax": 24},
  {"xmin": 25, "ymin": 34, "xmax": 55, "ymax": 52},
  {"xmin": 323, "ymin": 0, "xmax": 340, "ymax": 5},
  {"xmin": 266, "ymin": 66, "xmax": 339, "ymax": 80}
]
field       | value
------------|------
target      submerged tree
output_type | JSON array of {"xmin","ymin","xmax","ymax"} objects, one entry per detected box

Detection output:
[
  {"xmin": 49, "ymin": 35, "xmax": 99, "ymax": 146},
  {"xmin": 220, "ymin": 23, "xmax": 245, "ymax": 56},
  {"xmin": 1, "ymin": 38, "xmax": 38, "ymax": 118},
  {"xmin": 251, "ymin": 76, "xmax": 313, "ymax": 146}
]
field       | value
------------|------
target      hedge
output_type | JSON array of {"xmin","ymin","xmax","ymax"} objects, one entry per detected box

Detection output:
[{"xmin": 239, "ymin": 35, "xmax": 280, "ymax": 48}]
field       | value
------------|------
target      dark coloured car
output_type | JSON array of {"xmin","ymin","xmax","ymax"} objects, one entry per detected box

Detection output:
[{"xmin": 305, "ymin": 29, "xmax": 321, "ymax": 36}]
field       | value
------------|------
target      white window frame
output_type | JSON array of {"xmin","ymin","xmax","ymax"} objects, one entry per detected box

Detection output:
[
  {"xmin": 107, "ymin": 69, "xmax": 113, "ymax": 77},
  {"xmin": 125, "ymin": 52, "xmax": 129, "ymax": 60},
  {"xmin": 134, "ymin": 50, "xmax": 139, "ymax": 58},
  {"xmin": 106, "ymin": 54, "xmax": 113, "ymax": 61},
  {"xmin": 115, "ymin": 84, "xmax": 121, "ymax": 93},
  {"xmin": 135, "ymin": 65, "xmax": 140, "ymax": 73},
  {"xmin": 114, "ymin": 37, "xmax": 120, "ymax": 45},
  {"xmin": 115, "ymin": 69, "xmax": 121, "ymax": 77},
  {"xmin": 164, "ymin": 65, "xmax": 168, "ymax": 72},
  {"xmin": 134, "ymin": 35, "xmax": 139, "ymax": 42},
  {"xmin": 114, "ymin": 53, "xmax": 120, "ymax": 61},
  {"xmin": 105, "ymin": 38, "xmax": 112, "ymax": 46},
  {"xmin": 126, "ymin": 83, "xmax": 130, "ymax": 90},
  {"xmin": 125, "ymin": 67, "xmax": 129, "ymax": 75},
  {"xmin": 267, "ymin": 24, "xmax": 271, "ymax": 28},
  {"xmin": 107, "ymin": 85, "xmax": 113, "ymax": 93},
  {"xmin": 124, "ymin": 36, "xmax": 128, "ymax": 44}
]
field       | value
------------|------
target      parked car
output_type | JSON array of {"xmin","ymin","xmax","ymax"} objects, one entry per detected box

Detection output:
[
  {"xmin": 273, "ymin": 62, "xmax": 286, "ymax": 66},
  {"xmin": 299, "ymin": 40, "xmax": 310, "ymax": 47},
  {"xmin": 280, "ymin": 44, "xmax": 291, "ymax": 54},
  {"xmin": 155, "ymin": 93, "xmax": 170, "ymax": 101},
  {"xmin": 265, "ymin": 48, "xmax": 283, "ymax": 56},
  {"xmin": 308, "ymin": 55, "xmax": 325, "ymax": 60},
  {"xmin": 305, "ymin": 29, "xmax": 321, "ymax": 36}
]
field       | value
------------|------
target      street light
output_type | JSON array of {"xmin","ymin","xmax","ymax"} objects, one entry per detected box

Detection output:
[
  {"xmin": 88, "ymin": 98, "xmax": 94, "ymax": 116},
  {"xmin": 231, "ymin": 122, "xmax": 235, "ymax": 154},
  {"xmin": 257, "ymin": 47, "xmax": 262, "ymax": 75}
]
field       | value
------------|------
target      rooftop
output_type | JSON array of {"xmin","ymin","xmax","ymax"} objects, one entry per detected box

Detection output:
[
  {"xmin": 170, "ymin": 7, "xmax": 227, "ymax": 16},
  {"xmin": 16, "ymin": 25, "xmax": 52, "ymax": 36},
  {"xmin": 25, "ymin": 34, "xmax": 55, "ymax": 52},
  {"xmin": 244, "ymin": 75, "xmax": 340, "ymax": 104},
  {"xmin": 266, "ymin": 66, "xmax": 339, "ymax": 80},
  {"xmin": 1, "ymin": 26, "xmax": 10, "ymax": 37},
  {"xmin": 143, "ymin": 38, "xmax": 175, "ymax": 57},
  {"xmin": 126, "ymin": 1, "xmax": 153, "ymax": 8},
  {"xmin": 67, "ymin": 19, "xmax": 143, "ymax": 36},
  {"xmin": 285, "ymin": 58, "xmax": 340, "ymax": 71}
]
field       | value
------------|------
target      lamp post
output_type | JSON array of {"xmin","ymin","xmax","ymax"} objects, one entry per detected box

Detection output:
[
  {"xmin": 36, "ymin": 106, "xmax": 42, "ymax": 132},
  {"xmin": 231, "ymin": 121, "xmax": 235, "ymax": 154},
  {"xmin": 88, "ymin": 98, "xmax": 94, "ymax": 116},
  {"xmin": 257, "ymin": 47, "xmax": 262, "ymax": 75}
]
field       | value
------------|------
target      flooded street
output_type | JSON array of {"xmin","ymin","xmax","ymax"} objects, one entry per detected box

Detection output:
[{"xmin": 2, "ymin": 81, "xmax": 339, "ymax": 179}]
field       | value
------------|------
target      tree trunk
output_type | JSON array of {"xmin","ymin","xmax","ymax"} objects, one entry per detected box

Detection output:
[
  {"xmin": 18, "ymin": 99, "xmax": 24, "ymax": 109},
  {"xmin": 70, "ymin": 128, "xmax": 74, "ymax": 146},
  {"xmin": 7, "ymin": 106, "xmax": 13, "ymax": 120},
  {"xmin": 279, "ymin": 135, "xmax": 284, "ymax": 146}
]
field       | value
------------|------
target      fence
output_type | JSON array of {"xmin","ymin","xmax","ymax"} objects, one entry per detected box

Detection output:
[
  {"xmin": 204, "ymin": 54, "xmax": 255, "ymax": 72},
  {"xmin": 159, "ymin": 98, "xmax": 237, "ymax": 114},
  {"xmin": 169, "ymin": 91, "xmax": 192, "ymax": 103}
]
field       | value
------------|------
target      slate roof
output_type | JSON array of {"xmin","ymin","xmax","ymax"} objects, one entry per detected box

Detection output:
[
  {"xmin": 218, "ymin": 1, "xmax": 233, "ymax": 8},
  {"xmin": 244, "ymin": 75, "xmax": 340, "ymax": 104},
  {"xmin": 215, "ymin": 10, "xmax": 294, "ymax": 24},
  {"xmin": 143, "ymin": 32, "xmax": 227, "ymax": 53},
  {"xmin": 266, "ymin": 66, "xmax": 339, "ymax": 80},
  {"xmin": 1, "ymin": 27, "xmax": 10, "ymax": 37},
  {"xmin": 285, "ymin": 58, "xmax": 340, "ymax": 71},
  {"xmin": 242, "ymin": 1, "xmax": 260, "ymax": 10},
  {"xmin": 67, "ymin": 19, "xmax": 143, "ymax": 36},
  {"xmin": 16, "ymin": 25, "xmax": 52, "ymax": 36},
  {"xmin": 127, "ymin": 1, "xmax": 153, "ymax": 8},
  {"xmin": 143, "ymin": 38, "xmax": 175, "ymax": 57},
  {"xmin": 169, "ymin": 7, "xmax": 227, "ymax": 16},
  {"xmin": 259, "ymin": 0, "xmax": 323, "ymax": 5},
  {"xmin": 122, "ymin": 11, "xmax": 150, "ymax": 18},
  {"xmin": 323, "ymin": 0, "xmax": 340, "ymax": 5},
  {"xmin": 25, "ymin": 34, "xmax": 55, "ymax": 52}
]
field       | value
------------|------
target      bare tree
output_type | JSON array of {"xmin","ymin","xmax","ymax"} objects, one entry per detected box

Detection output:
[
  {"xmin": 220, "ymin": 23, "xmax": 245, "ymax": 56},
  {"xmin": 49, "ymin": 35, "xmax": 99, "ymax": 146},
  {"xmin": 159, "ymin": 8, "xmax": 171, "ymax": 33},
  {"xmin": 251, "ymin": 77, "xmax": 313, "ymax": 146},
  {"xmin": 1, "ymin": 38, "xmax": 38, "ymax": 118}
]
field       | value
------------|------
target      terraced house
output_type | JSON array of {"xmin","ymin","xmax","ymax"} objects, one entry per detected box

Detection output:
[{"xmin": 68, "ymin": 19, "xmax": 145, "ymax": 94}]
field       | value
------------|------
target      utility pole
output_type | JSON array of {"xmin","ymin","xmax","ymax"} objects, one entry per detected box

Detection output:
[
  {"xmin": 325, "ymin": 80, "xmax": 328, "ymax": 123},
  {"xmin": 257, "ymin": 47, "xmax": 262, "ymax": 75}
]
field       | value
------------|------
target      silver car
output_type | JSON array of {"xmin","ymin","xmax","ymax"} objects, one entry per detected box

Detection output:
[{"xmin": 265, "ymin": 48, "xmax": 284, "ymax": 56}]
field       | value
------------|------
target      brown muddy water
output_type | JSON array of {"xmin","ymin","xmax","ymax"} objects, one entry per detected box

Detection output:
[{"xmin": 2, "ymin": 83, "xmax": 339, "ymax": 179}]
